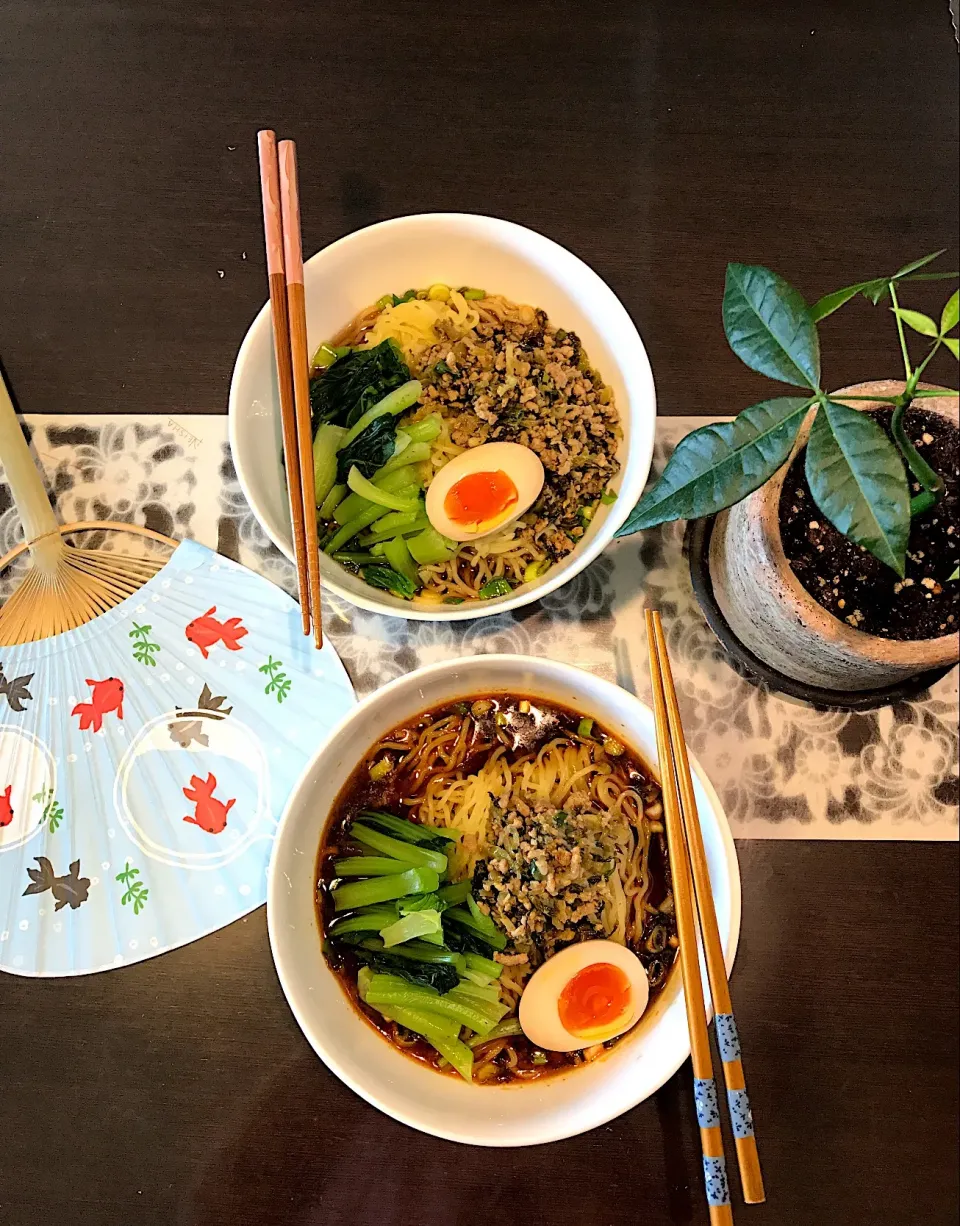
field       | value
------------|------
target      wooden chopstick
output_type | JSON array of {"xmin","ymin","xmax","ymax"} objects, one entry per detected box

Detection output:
[
  {"xmin": 256, "ymin": 130, "xmax": 312, "ymax": 639},
  {"xmin": 277, "ymin": 137, "xmax": 323, "ymax": 648},
  {"xmin": 645, "ymin": 608, "xmax": 734, "ymax": 1226},
  {"xmin": 650, "ymin": 612, "xmax": 765, "ymax": 1205}
]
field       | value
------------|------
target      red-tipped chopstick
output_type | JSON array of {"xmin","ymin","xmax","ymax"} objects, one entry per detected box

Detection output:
[{"xmin": 256, "ymin": 130, "xmax": 323, "ymax": 647}]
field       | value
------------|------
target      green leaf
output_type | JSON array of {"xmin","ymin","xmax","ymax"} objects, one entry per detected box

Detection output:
[
  {"xmin": 902, "ymin": 271, "xmax": 959, "ymax": 283},
  {"xmin": 949, "ymin": 566, "xmax": 959, "ymax": 581},
  {"xmin": 891, "ymin": 308, "xmax": 938, "ymax": 337},
  {"xmin": 616, "ymin": 397, "xmax": 811, "ymax": 533},
  {"xmin": 863, "ymin": 281, "xmax": 891, "ymax": 305},
  {"xmin": 810, "ymin": 279, "xmax": 886, "ymax": 322},
  {"xmin": 940, "ymin": 290, "xmax": 959, "ymax": 335},
  {"xmin": 805, "ymin": 400, "xmax": 910, "ymax": 576},
  {"xmin": 891, "ymin": 250, "xmax": 946, "ymax": 279},
  {"xmin": 943, "ymin": 337, "xmax": 959, "ymax": 360},
  {"xmin": 723, "ymin": 264, "xmax": 821, "ymax": 389}
]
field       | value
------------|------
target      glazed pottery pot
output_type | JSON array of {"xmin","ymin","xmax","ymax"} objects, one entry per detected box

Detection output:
[{"xmin": 709, "ymin": 381, "xmax": 959, "ymax": 692}]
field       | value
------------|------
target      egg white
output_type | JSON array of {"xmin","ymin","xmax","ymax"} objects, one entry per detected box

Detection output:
[
  {"xmin": 425, "ymin": 442, "xmax": 544, "ymax": 542},
  {"xmin": 518, "ymin": 939, "xmax": 650, "ymax": 1053}
]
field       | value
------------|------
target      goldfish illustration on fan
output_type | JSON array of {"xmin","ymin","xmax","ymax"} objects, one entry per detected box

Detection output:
[
  {"xmin": 72, "ymin": 677, "xmax": 125, "ymax": 732},
  {"xmin": 185, "ymin": 608, "xmax": 248, "ymax": 659}
]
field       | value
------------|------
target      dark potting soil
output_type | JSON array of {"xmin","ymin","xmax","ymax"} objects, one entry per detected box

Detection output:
[{"xmin": 779, "ymin": 406, "xmax": 959, "ymax": 641}]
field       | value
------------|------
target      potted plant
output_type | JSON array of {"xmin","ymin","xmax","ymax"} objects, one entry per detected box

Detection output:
[{"xmin": 619, "ymin": 252, "xmax": 959, "ymax": 692}]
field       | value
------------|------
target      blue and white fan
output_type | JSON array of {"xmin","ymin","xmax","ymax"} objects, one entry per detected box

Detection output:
[{"xmin": 0, "ymin": 538, "xmax": 355, "ymax": 975}]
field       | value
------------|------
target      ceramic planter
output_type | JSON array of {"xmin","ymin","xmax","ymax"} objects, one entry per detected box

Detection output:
[{"xmin": 708, "ymin": 381, "xmax": 959, "ymax": 692}]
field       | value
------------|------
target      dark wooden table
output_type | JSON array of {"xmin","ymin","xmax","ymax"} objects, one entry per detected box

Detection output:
[{"xmin": 2, "ymin": 3, "xmax": 958, "ymax": 1224}]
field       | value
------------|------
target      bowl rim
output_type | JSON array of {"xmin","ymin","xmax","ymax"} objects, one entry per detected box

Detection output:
[
  {"xmin": 228, "ymin": 210, "xmax": 656, "ymax": 622},
  {"xmin": 267, "ymin": 655, "xmax": 742, "ymax": 1146}
]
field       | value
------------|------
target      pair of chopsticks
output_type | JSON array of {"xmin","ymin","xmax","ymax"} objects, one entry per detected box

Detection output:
[
  {"xmin": 257, "ymin": 130, "xmax": 323, "ymax": 648},
  {"xmin": 645, "ymin": 609, "xmax": 764, "ymax": 1224}
]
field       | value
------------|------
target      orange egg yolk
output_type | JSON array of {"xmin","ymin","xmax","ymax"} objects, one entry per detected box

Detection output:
[
  {"xmin": 558, "ymin": 963, "xmax": 632, "ymax": 1039},
  {"xmin": 443, "ymin": 470, "xmax": 518, "ymax": 529}
]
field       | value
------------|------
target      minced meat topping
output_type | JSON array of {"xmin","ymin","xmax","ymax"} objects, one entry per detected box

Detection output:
[
  {"xmin": 415, "ymin": 313, "xmax": 621, "ymax": 561},
  {"xmin": 473, "ymin": 797, "xmax": 625, "ymax": 968}
]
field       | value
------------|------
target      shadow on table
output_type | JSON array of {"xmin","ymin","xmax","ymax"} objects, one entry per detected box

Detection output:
[{"xmin": 183, "ymin": 1050, "xmax": 697, "ymax": 1226}]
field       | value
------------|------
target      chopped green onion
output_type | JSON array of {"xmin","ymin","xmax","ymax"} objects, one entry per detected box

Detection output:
[
  {"xmin": 519, "ymin": 700, "xmax": 531, "ymax": 714},
  {"xmin": 579, "ymin": 505, "xmax": 595, "ymax": 528},
  {"xmin": 461, "ymin": 287, "xmax": 486, "ymax": 300},
  {"xmin": 603, "ymin": 737, "xmax": 624, "ymax": 757},
  {"xmin": 349, "ymin": 823, "xmax": 447, "ymax": 873},
  {"xmin": 332, "ymin": 867, "xmax": 440, "ymax": 911},
  {"xmin": 369, "ymin": 757, "xmax": 392, "ymax": 781},
  {"xmin": 600, "ymin": 488, "xmax": 617, "ymax": 505},
  {"xmin": 311, "ymin": 342, "xmax": 340, "ymax": 368},
  {"xmin": 532, "ymin": 1051, "xmax": 549, "ymax": 1065},
  {"xmin": 375, "ymin": 294, "xmax": 394, "ymax": 310},
  {"xmin": 479, "ymin": 577, "xmax": 513, "ymax": 600},
  {"xmin": 339, "ymin": 380, "xmax": 422, "ymax": 450},
  {"xmin": 392, "ymin": 289, "xmax": 417, "ymax": 306},
  {"xmin": 434, "ymin": 360, "xmax": 454, "ymax": 375},
  {"xmin": 522, "ymin": 559, "xmax": 551, "ymax": 584},
  {"xmin": 577, "ymin": 717, "xmax": 594, "ymax": 738},
  {"xmin": 444, "ymin": 596, "xmax": 465, "ymax": 605},
  {"xmin": 318, "ymin": 482, "xmax": 347, "ymax": 520}
]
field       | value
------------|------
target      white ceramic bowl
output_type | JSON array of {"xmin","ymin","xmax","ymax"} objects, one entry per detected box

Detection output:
[
  {"xmin": 229, "ymin": 213, "xmax": 656, "ymax": 620},
  {"xmin": 268, "ymin": 656, "xmax": 741, "ymax": 1146}
]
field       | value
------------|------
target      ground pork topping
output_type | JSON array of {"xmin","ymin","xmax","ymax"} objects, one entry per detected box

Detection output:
[
  {"xmin": 413, "ymin": 311, "xmax": 622, "ymax": 561},
  {"xmin": 473, "ymin": 798, "xmax": 625, "ymax": 967}
]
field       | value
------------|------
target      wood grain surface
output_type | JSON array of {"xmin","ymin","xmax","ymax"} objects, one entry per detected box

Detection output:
[{"xmin": 1, "ymin": 2, "xmax": 958, "ymax": 1224}]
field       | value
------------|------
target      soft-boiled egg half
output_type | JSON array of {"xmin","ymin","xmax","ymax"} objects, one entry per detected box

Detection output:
[
  {"xmin": 425, "ymin": 442, "xmax": 544, "ymax": 542},
  {"xmin": 518, "ymin": 940, "xmax": 650, "ymax": 1052}
]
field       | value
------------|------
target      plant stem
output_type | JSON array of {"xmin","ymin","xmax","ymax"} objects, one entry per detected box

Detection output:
[
  {"xmin": 888, "ymin": 281, "xmax": 913, "ymax": 379},
  {"xmin": 908, "ymin": 336, "xmax": 943, "ymax": 392},
  {"xmin": 891, "ymin": 397, "xmax": 944, "ymax": 501}
]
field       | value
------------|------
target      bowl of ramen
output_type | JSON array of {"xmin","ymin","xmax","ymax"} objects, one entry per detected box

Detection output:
[
  {"xmin": 229, "ymin": 213, "xmax": 656, "ymax": 619},
  {"xmin": 268, "ymin": 655, "xmax": 740, "ymax": 1145}
]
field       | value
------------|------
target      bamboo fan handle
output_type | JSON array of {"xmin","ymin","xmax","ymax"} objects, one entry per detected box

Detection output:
[{"xmin": 0, "ymin": 368, "xmax": 62, "ymax": 572}]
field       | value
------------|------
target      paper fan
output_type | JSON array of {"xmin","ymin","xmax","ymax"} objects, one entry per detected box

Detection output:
[{"xmin": 0, "ymin": 538, "xmax": 355, "ymax": 976}]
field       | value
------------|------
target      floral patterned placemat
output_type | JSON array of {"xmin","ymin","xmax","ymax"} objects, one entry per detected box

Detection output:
[{"xmin": 3, "ymin": 414, "xmax": 957, "ymax": 841}]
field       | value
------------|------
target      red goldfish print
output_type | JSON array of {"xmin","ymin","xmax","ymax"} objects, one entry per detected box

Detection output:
[
  {"xmin": 72, "ymin": 677, "xmax": 125, "ymax": 732},
  {"xmin": 185, "ymin": 607, "xmax": 249, "ymax": 659},
  {"xmin": 0, "ymin": 785, "xmax": 14, "ymax": 828},
  {"xmin": 182, "ymin": 773, "xmax": 235, "ymax": 834}
]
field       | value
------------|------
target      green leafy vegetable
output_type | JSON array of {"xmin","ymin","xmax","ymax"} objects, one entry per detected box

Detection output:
[
  {"xmin": 407, "ymin": 525, "xmax": 456, "ymax": 566},
  {"xmin": 335, "ymin": 414, "xmax": 398, "ymax": 482},
  {"xmin": 339, "ymin": 379, "xmax": 422, "ymax": 450},
  {"xmin": 444, "ymin": 905, "xmax": 507, "ymax": 951},
  {"xmin": 347, "ymin": 465, "xmax": 421, "ymax": 513},
  {"xmin": 805, "ymin": 399, "xmax": 910, "ymax": 576},
  {"xmin": 333, "ymin": 856, "xmax": 415, "ymax": 877},
  {"xmin": 348, "ymin": 946, "xmax": 460, "ymax": 993},
  {"xmin": 381, "ymin": 535, "xmax": 421, "ymax": 587},
  {"xmin": 380, "ymin": 910, "xmax": 443, "ymax": 947},
  {"xmin": 361, "ymin": 565, "xmax": 418, "ymax": 599},
  {"xmin": 617, "ymin": 398, "xmax": 811, "ymax": 532},
  {"xmin": 331, "ymin": 867, "xmax": 440, "ymax": 911},
  {"xmin": 359, "ymin": 809, "xmax": 459, "ymax": 845},
  {"xmin": 308, "ymin": 340, "xmax": 409, "ymax": 433},
  {"xmin": 349, "ymin": 823, "xmax": 448, "ymax": 873},
  {"xmin": 313, "ymin": 423, "xmax": 347, "ymax": 504},
  {"xmin": 722, "ymin": 263, "xmax": 821, "ymax": 388}
]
